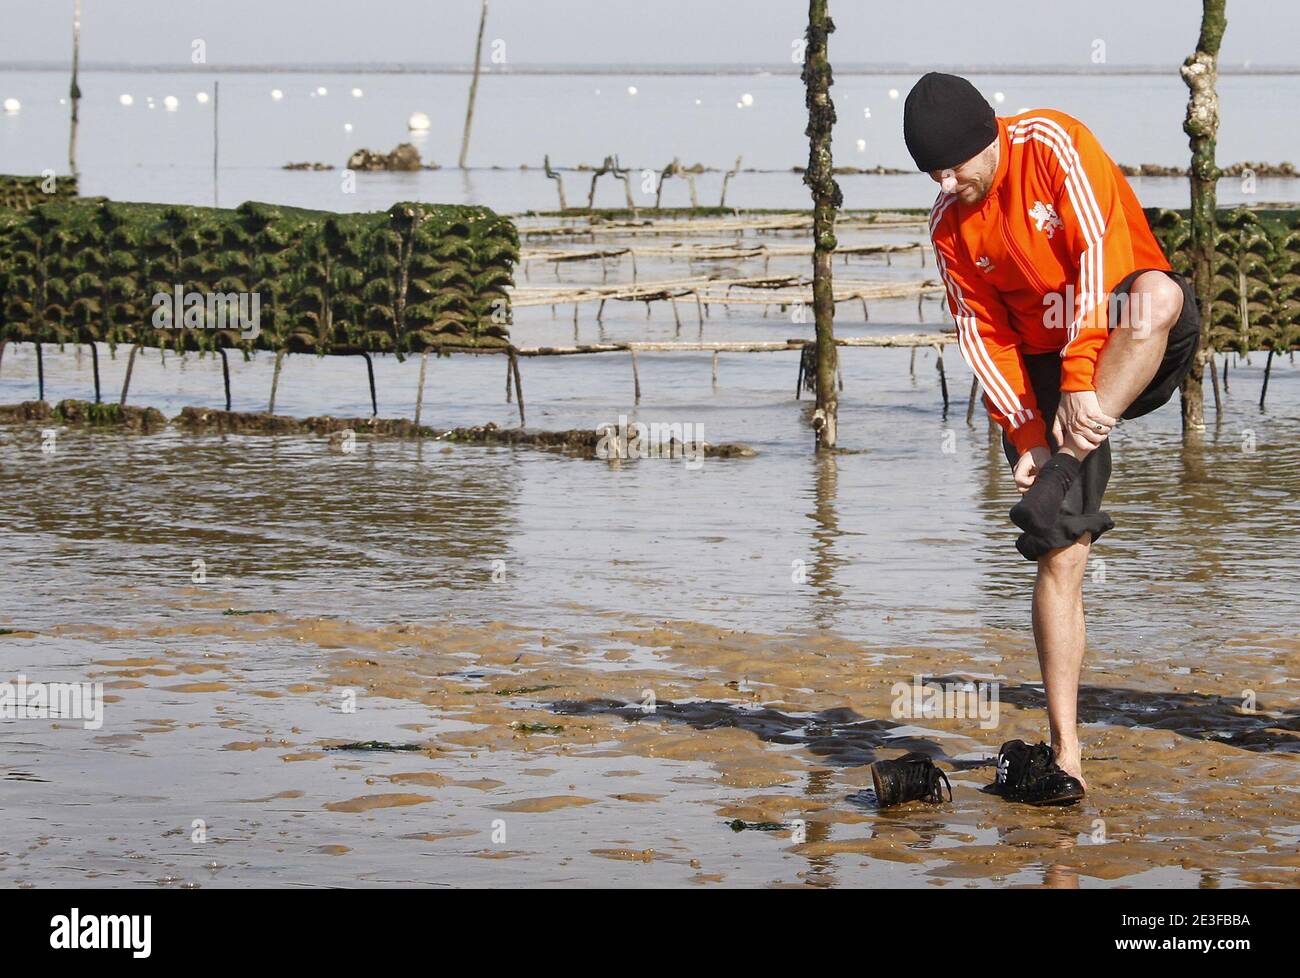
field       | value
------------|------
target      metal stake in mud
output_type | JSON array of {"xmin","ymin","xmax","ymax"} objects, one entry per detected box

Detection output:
[
  {"xmin": 218, "ymin": 347, "xmax": 232, "ymax": 411},
  {"xmin": 89, "ymin": 342, "xmax": 101, "ymax": 403},
  {"xmin": 360, "ymin": 352, "xmax": 378, "ymax": 417}
]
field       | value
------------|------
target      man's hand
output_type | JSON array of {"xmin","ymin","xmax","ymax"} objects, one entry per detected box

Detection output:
[
  {"xmin": 1053, "ymin": 390, "xmax": 1116, "ymax": 454},
  {"xmin": 1013, "ymin": 445, "xmax": 1052, "ymax": 494}
]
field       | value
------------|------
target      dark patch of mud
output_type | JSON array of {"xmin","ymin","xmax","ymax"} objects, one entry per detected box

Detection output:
[{"xmin": 441, "ymin": 421, "xmax": 757, "ymax": 459}]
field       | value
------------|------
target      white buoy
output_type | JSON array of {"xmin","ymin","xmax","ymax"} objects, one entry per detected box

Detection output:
[
  {"xmin": 351, "ymin": 87, "xmax": 363, "ymax": 98},
  {"xmin": 856, "ymin": 138, "xmax": 866, "ymax": 152},
  {"xmin": 993, "ymin": 91, "xmax": 1006, "ymax": 103},
  {"xmin": 2, "ymin": 97, "xmax": 20, "ymax": 114},
  {"xmin": 627, "ymin": 85, "xmax": 637, "ymax": 96},
  {"xmin": 271, "ymin": 89, "xmax": 284, "ymax": 101},
  {"xmin": 888, "ymin": 88, "xmax": 900, "ymax": 99},
  {"xmin": 119, "ymin": 93, "xmax": 134, "ymax": 106},
  {"xmin": 408, "ymin": 111, "xmax": 431, "ymax": 131},
  {"xmin": 694, "ymin": 98, "xmax": 701, "ymax": 105},
  {"xmin": 740, "ymin": 92, "xmax": 753, "ymax": 107},
  {"xmin": 195, "ymin": 91, "xmax": 209, "ymax": 104},
  {"xmin": 316, "ymin": 86, "xmax": 328, "ymax": 96},
  {"xmin": 344, "ymin": 122, "xmax": 353, "ymax": 132},
  {"xmin": 163, "ymin": 95, "xmax": 179, "ymax": 111}
]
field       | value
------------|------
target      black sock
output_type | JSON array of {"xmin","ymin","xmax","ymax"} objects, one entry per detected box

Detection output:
[{"xmin": 1010, "ymin": 453, "xmax": 1082, "ymax": 536}]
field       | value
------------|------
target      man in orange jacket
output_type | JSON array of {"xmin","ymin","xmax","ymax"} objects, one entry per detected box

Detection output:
[{"xmin": 904, "ymin": 73, "xmax": 1200, "ymax": 803}]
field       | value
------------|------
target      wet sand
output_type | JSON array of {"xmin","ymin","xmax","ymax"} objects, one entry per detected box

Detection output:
[{"xmin": 3, "ymin": 598, "xmax": 1296, "ymax": 888}]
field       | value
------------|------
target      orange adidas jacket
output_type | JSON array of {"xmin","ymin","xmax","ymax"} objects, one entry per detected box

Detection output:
[{"xmin": 928, "ymin": 108, "xmax": 1171, "ymax": 455}]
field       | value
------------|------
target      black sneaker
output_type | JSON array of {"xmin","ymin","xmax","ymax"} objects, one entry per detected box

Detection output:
[
  {"xmin": 989, "ymin": 739, "xmax": 1085, "ymax": 806},
  {"xmin": 871, "ymin": 752, "xmax": 952, "ymax": 807}
]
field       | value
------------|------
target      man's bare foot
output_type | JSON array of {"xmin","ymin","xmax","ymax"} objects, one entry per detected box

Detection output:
[{"xmin": 1053, "ymin": 743, "xmax": 1088, "ymax": 792}]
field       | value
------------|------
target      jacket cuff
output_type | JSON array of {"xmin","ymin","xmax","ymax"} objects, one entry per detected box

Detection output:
[
  {"xmin": 1009, "ymin": 416, "xmax": 1050, "ymax": 456},
  {"xmin": 1059, "ymin": 352, "xmax": 1099, "ymax": 393}
]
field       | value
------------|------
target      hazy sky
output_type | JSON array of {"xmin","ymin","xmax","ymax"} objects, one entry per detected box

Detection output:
[{"xmin": 0, "ymin": 0, "xmax": 1292, "ymax": 68}]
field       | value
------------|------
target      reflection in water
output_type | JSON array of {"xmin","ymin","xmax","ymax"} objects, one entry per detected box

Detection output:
[
  {"xmin": 798, "ymin": 768, "xmax": 837, "ymax": 886},
  {"xmin": 807, "ymin": 451, "xmax": 843, "ymax": 626}
]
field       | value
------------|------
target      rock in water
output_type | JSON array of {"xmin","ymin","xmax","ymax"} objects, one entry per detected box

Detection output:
[{"xmin": 346, "ymin": 143, "xmax": 425, "ymax": 171}]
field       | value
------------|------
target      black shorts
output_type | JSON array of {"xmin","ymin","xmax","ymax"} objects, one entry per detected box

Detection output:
[{"xmin": 1001, "ymin": 268, "xmax": 1201, "ymax": 561}]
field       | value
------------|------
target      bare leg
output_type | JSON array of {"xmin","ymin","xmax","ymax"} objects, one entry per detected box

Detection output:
[
  {"xmin": 1031, "ymin": 532, "xmax": 1092, "ymax": 789},
  {"xmin": 1059, "ymin": 271, "xmax": 1184, "ymax": 459}
]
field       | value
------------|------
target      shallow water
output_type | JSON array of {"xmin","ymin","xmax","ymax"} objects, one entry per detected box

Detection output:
[{"xmin": 3, "ymin": 68, "xmax": 1300, "ymax": 211}]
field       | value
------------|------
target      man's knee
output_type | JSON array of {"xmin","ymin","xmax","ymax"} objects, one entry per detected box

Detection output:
[
  {"xmin": 1128, "ymin": 272, "xmax": 1183, "ymax": 339},
  {"xmin": 1037, "ymin": 533, "xmax": 1092, "ymax": 582}
]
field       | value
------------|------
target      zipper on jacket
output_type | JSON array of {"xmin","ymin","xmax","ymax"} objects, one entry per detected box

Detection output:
[{"xmin": 997, "ymin": 213, "xmax": 1054, "ymax": 296}]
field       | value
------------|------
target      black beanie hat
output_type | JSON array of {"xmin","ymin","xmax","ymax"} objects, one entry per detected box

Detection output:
[{"xmin": 903, "ymin": 72, "xmax": 997, "ymax": 173}]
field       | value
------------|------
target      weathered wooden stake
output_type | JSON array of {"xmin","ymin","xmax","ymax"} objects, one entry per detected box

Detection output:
[
  {"xmin": 119, "ymin": 344, "xmax": 136, "ymax": 404},
  {"xmin": 966, "ymin": 375, "xmax": 979, "ymax": 424},
  {"xmin": 509, "ymin": 349, "xmax": 525, "ymax": 426},
  {"xmin": 1179, "ymin": 0, "xmax": 1227, "ymax": 434},
  {"xmin": 413, "ymin": 351, "xmax": 429, "ymax": 425},
  {"xmin": 803, "ymin": 0, "xmax": 841, "ymax": 450},
  {"xmin": 268, "ymin": 349, "xmax": 285, "ymax": 414},
  {"xmin": 458, "ymin": 0, "xmax": 489, "ymax": 169},
  {"xmin": 69, "ymin": 0, "xmax": 82, "ymax": 179},
  {"xmin": 631, "ymin": 348, "xmax": 642, "ymax": 403},
  {"xmin": 36, "ymin": 342, "xmax": 45, "ymax": 401},
  {"xmin": 212, "ymin": 80, "xmax": 220, "ymax": 207},
  {"xmin": 1209, "ymin": 349, "xmax": 1222, "ymax": 414}
]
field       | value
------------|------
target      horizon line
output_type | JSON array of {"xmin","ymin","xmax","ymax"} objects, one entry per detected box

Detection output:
[{"xmin": 2, "ymin": 61, "xmax": 1298, "ymax": 77}]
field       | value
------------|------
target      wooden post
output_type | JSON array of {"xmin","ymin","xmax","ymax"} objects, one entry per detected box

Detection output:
[
  {"xmin": 630, "ymin": 348, "xmax": 642, "ymax": 403},
  {"xmin": 711, "ymin": 350, "xmax": 719, "ymax": 386},
  {"xmin": 212, "ymin": 80, "xmax": 220, "ymax": 207},
  {"xmin": 966, "ymin": 374, "xmax": 979, "ymax": 424},
  {"xmin": 803, "ymin": 0, "xmax": 841, "ymax": 450},
  {"xmin": 509, "ymin": 349, "xmax": 525, "ymax": 426},
  {"xmin": 1209, "ymin": 349, "xmax": 1221, "ymax": 414},
  {"xmin": 458, "ymin": 0, "xmax": 489, "ymax": 169},
  {"xmin": 413, "ymin": 351, "xmax": 429, "ymax": 425},
  {"xmin": 1259, "ymin": 349, "xmax": 1274, "ymax": 408},
  {"xmin": 36, "ymin": 342, "xmax": 45, "ymax": 401},
  {"xmin": 268, "ymin": 349, "xmax": 285, "ymax": 414},
  {"xmin": 69, "ymin": 0, "xmax": 82, "ymax": 179},
  {"xmin": 1179, "ymin": 0, "xmax": 1227, "ymax": 434},
  {"xmin": 119, "ymin": 344, "xmax": 136, "ymax": 404}
]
